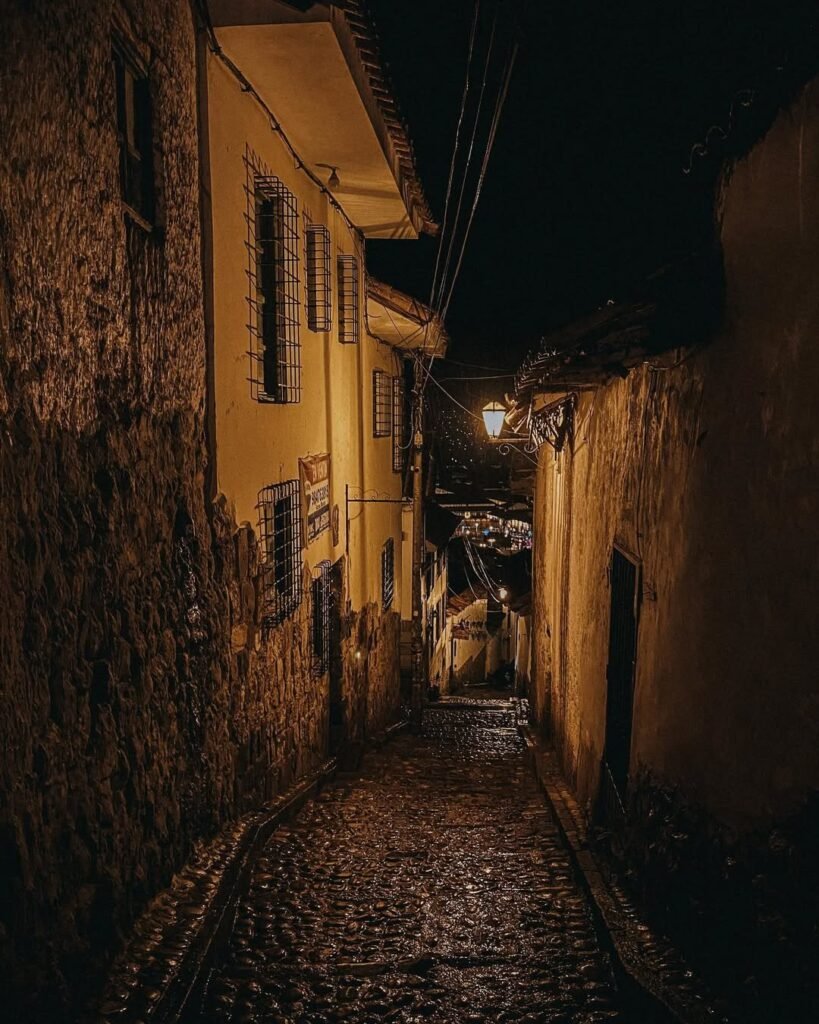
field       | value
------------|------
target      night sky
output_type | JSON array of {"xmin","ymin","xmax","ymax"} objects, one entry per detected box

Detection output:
[{"xmin": 366, "ymin": 0, "xmax": 818, "ymax": 370}]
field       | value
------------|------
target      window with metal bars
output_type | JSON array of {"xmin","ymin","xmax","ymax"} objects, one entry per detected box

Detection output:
[
  {"xmin": 247, "ymin": 173, "xmax": 301, "ymax": 403},
  {"xmin": 257, "ymin": 480, "xmax": 303, "ymax": 629},
  {"xmin": 305, "ymin": 223, "xmax": 332, "ymax": 332},
  {"xmin": 392, "ymin": 375, "xmax": 406, "ymax": 472},
  {"xmin": 113, "ymin": 39, "xmax": 155, "ymax": 224},
  {"xmin": 372, "ymin": 370, "xmax": 392, "ymax": 438},
  {"xmin": 312, "ymin": 560, "xmax": 332, "ymax": 676},
  {"xmin": 337, "ymin": 254, "xmax": 360, "ymax": 344},
  {"xmin": 381, "ymin": 537, "xmax": 395, "ymax": 611}
]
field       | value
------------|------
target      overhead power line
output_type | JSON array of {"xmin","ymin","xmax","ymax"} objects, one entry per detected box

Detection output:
[{"xmin": 429, "ymin": 0, "xmax": 482, "ymax": 311}]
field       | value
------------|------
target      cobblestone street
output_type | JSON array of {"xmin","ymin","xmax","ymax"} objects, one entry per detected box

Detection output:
[{"xmin": 190, "ymin": 704, "xmax": 631, "ymax": 1023}]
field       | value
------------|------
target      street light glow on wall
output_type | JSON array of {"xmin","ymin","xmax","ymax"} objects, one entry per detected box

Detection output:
[{"xmin": 482, "ymin": 401, "xmax": 506, "ymax": 439}]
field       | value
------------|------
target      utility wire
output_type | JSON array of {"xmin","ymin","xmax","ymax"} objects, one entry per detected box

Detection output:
[
  {"xmin": 421, "ymin": 32, "xmax": 519, "ymax": 400},
  {"xmin": 431, "ymin": 8, "xmax": 498, "ymax": 315},
  {"xmin": 195, "ymin": 0, "xmax": 364, "ymax": 243},
  {"xmin": 439, "ymin": 39, "xmax": 519, "ymax": 327},
  {"xmin": 438, "ymin": 373, "xmax": 515, "ymax": 381},
  {"xmin": 429, "ymin": 0, "xmax": 482, "ymax": 310}
]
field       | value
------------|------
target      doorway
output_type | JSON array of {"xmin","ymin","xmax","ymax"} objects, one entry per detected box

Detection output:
[{"xmin": 601, "ymin": 547, "xmax": 640, "ymax": 815}]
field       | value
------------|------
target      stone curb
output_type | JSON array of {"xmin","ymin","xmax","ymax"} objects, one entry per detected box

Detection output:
[
  {"xmin": 519, "ymin": 723, "xmax": 729, "ymax": 1024},
  {"xmin": 91, "ymin": 720, "xmax": 411, "ymax": 1024}
]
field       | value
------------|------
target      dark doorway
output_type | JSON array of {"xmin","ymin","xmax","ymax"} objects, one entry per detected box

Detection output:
[{"xmin": 601, "ymin": 547, "xmax": 640, "ymax": 815}]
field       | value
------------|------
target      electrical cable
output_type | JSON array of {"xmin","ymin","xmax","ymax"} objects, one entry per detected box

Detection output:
[
  {"xmin": 420, "ymin": 33, "xmax": 519, "ymax": 400},
  {"xmin": 438, "ymin": 39, "xmax": 518, "ymax": 327},
  {"xmin": 429, "ymin": 0, "xmax": 481, "ymax": 310},
  {"xmin": 437, "ymin": 373, "xmax": 516, "ymax": 381},
  {"xmin": 196, "ymin": 0, "xmax": 365, "ymax": 244},
  {"xmin": 431, "ymin": 8, "xmax": 498, "ymax": 315}
]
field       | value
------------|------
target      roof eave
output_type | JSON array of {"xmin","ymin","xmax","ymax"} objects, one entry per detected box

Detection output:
[{"xmin": 334, "ymin": 1, "xmax": 438, "ymax": 236}]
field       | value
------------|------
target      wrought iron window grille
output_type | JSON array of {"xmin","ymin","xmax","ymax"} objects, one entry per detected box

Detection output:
[
  {"xmin": 245, "ymin": 163, "xmax": 301, "ymax": 403},
  {"xmin": 337, "ymin": 254, "xmax": 360, "ymax": 344},
  {"xmin": 373, "ymin": 370, "xmax": 392, "ymax": 438},
  {"xmin": 113, "ymin": 39, "xmax": 155, "ymax": 225},
  {"xmin": 381, "ymin": 537, "xmax": 395, "ymax": 611},
  {"xmin": 312, "ymin": 560, "xmax": 332, "ymax": 677},
  {"xmin": 391, "ymin": 375, "xmax": 406, "ymax": 471},
  {"xmin": 256, "ymin": 480, "xmax": 304, "ymax": 631},
  {"xmin": 305, "ymin": 223, "xmax": 332, "ymax": 332}
]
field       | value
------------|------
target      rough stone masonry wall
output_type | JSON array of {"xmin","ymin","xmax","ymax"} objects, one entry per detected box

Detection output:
[
  {"xmin": 529, "ymin": 78, "xmax": 819, "ymax": 1019},
  {"xmin": 0, "ymin": 3, "xmax": 384, "ymax": 1018},
  {"xmin": 340, "ymin": 600, "xmax": 401, "ymax": 749}
]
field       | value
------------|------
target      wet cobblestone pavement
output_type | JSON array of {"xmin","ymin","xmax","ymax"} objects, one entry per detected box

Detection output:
[{"xmin": 196, "ymin": 705, "xmax": 628, "ymax": 1023}]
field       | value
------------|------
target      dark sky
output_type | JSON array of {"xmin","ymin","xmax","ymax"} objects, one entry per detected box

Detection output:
[{"xmin": 366, "ymin": 0, "xmax": 818, "ymax": 370}]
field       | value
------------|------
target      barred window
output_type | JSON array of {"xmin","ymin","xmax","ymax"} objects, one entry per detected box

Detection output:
[
  {"xmin": 113, "ymin": 39, "xmax": 154, "ymax": 224},
  {"xmin": 337, "ymin": 254, "xmax": 360, "ymax": 344},
  {"xmin": 381, "ymin": 537, "xmax": 395, "ymax": 611},
  {"xmin": 248, "ymin": 174, "xmax": 301, "ymax": 403},
  {"xmin": 312, "ymin": 560, "xmax": 331, "ymax": 676},
  {"xmin": 392, "ymin": 376, "xmax": 406, "ymax": 472},
  {"xmin": 373, "ymin": 370, "xmax": 392, "ymax": 438},
  {"xmin": 257, "ymin": 480, "xmax": 303, "ymax": 629},
  {"xmin": 305, "ymin": 224, "xmax": 331, "ymax": 332}
]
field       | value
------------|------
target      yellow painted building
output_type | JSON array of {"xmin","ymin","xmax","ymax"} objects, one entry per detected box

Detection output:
[{"xmin": 201, "ymin": 1, "xmax": 445, "ymax": 730}]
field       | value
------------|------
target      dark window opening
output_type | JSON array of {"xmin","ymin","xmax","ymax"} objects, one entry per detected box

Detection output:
[
  {"xmin": 257, "ymin": 480, "xmax": 303, "ymax": 629},
  {"xmin": 113, "ymin": 40, "xmax": 154, "ymax": 224},
  {"xmin": 373, "ymin": 369, "xmax": 392, "ymax": 438},
  {"xmin": 381, "ymin": 537, "xmax": 395, "ymax": 611},
  {"xmin": 337, "ymin": 254, "xmax": 360, "ymax": 344},
  {"xmin": 392, "ymin": 375, "xmax": 406, "ymax": 471},
  {"xmin": 312, "ymin": 560, "xmax": 332, "ymax": 677},
  {"xmin": 305, "ymin": 223, "xmax": 332, "ymax": 332},
  {"xmin": 248, "ymin": 174, "xmax": 301, "ymax": 403}
]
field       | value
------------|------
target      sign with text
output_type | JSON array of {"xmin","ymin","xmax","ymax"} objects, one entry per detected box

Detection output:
[{"xmin": 299, "ymin": 453, "xmax": 331, "ymax": 544}]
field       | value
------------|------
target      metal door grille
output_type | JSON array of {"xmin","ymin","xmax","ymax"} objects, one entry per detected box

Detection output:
[
  {"xmin": 392, "ymin": 375, "xmax": 406, "ymax": 471},
  {"xmin": 305, "ymin": 223, "xmax": 332, "ymax": 332},
  {"xmin": 337, "ymin": 254, "xmax": 360, "ymax": 344},
  {"xmin": 603, "ymin": 547, "xmax": 639, "ymax": 803},
  {"xmin": 312, "ymin": 560, "xmax": 331, "ymax": 676},
  {"xmin": 373, "ymin": 369, "xmax": 392, "ymax": 437},
  {"xmin": 246, "ymin": 174, "xmax": 301, "ymax": 403},
  {"xmin": 257, "ymin": 480, "xmax": 303, "ymax": 630},
  {"xmin": 381, "ymin": 537, "xmax": 395, "ymax": 611}
]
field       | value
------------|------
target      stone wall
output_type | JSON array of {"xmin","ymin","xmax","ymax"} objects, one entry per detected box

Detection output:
[
  {"xmin": 528, "ymin": 76, "xmax": 819, "ymax": 1019},
  {"xmin": 0, "ymin": 3, "xmax": 401, "ymax": 1018},
  {"xmin": 339, "ymin": 600, "xmax": 401, "ymax": 750}
]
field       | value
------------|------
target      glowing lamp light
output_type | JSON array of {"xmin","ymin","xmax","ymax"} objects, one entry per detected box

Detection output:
[{"xmin": 482, "ymin": 401, "xmax": 507, "ymax": 439}]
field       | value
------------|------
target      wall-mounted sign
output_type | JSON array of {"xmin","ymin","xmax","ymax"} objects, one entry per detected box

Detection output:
[{"xmin": 299, "ymin": 453, "xmax": 331, "ymax": 544}]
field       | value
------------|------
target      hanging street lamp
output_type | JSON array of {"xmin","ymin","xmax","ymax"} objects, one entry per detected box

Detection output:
[{"xmin": 482, "ymin": 401, "xmax": 507, "ymax": 439}]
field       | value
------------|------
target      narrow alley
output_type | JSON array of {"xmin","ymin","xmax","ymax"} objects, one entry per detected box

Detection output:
[
  {"xmin": 97, "ymin": 702, "xmax": 665, "ymax": 1024},
  {"xmin": 2, "ymin": 1, "xmax": 819, "ymax": 1021}
]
